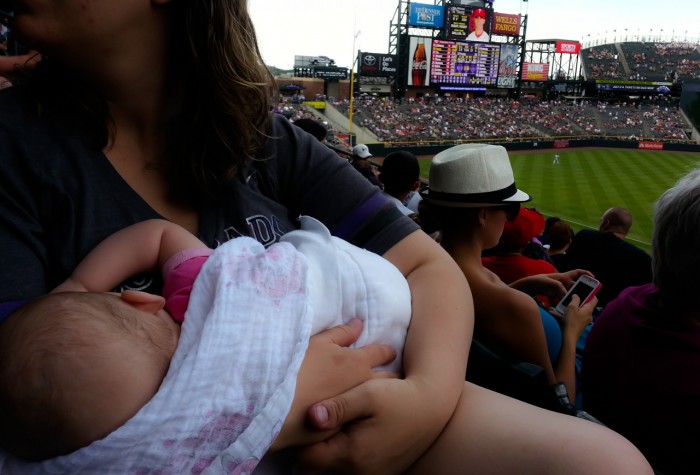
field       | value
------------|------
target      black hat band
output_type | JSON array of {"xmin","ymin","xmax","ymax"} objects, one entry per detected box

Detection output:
[{"xmin": 427, "ymin": 182, "xmax": 518, "ymax": 204}]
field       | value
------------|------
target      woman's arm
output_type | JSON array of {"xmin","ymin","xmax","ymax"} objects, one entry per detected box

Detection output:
[
  {"xmin": 299, "ymin": 230, "xmax": 473, "ymax": 474},
  {"xmin": 552, "ymin": 294, "xmax": 595, "ymax": 401},
  {"xmin": 510, "ymin": 269, "xmax": 594, "ymax": 298},
  {"xmin": 476, "ymin": 280, "xmax": 560, "ymax": 381},
  {"xmin": 482, "ymin": 280, "xmax": 591, "ymax": 400},
  {"xmin": 53, "ymin": 219, "xmax": 207, "ymax": 293}
]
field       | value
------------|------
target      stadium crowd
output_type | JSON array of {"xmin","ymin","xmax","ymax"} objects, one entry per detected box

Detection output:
[
  {"xmin": 583, "ymin": 41, "xmax": 700, "ymax": 81},
  {"xmin": 333, "ymin": 95, "xmax": 689, "ymax": 144},
  {"xmin": 585, "ymin": 46, "xmax": 625, "ymax": 79},
  {"xmin": 621, "ymin": 41, "xmax": 700, "ymax": 81}
]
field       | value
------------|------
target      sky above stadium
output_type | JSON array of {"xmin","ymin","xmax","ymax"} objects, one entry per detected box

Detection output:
[{"xmin": 249, "ymin": 0, "xmax": 700, "ymax": 70}]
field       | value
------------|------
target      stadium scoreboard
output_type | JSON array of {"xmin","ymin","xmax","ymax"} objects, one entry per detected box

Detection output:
[
  {"xmin": 445, "ymin": 5, "xmax": 470, "ymax": 40},
  {"xmin": 430, "ymin": 39, "xmax": 500, "ymax": 86}
]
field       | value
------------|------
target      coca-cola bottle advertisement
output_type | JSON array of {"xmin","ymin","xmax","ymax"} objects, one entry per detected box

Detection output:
[{"xmin": 409, "ymin": 37, "xmax": 430, "ymax": 86}]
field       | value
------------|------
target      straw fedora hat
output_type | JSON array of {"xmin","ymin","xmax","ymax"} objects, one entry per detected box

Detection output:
[{"xmin": 422, "ymin": 144, "xmax": 531, "ymax": 207}]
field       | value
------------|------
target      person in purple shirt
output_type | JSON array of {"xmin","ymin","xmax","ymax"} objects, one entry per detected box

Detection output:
[{"xmin": 582, "ymin": 168, "xmax": 700, "ymax": 475}]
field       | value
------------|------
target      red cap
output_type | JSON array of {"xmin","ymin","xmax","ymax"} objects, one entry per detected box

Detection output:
[
  {"xmin": 472, "ymin": 8, "xmax": 486, "ymax": 19},
  {"xmin": 501, "ymin": 208, "xmax": 545, "ymax": 249}
]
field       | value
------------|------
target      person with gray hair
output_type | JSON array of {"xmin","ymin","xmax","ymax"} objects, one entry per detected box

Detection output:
[
  {"xmin": 581, "ymin": 168, "xmax": 700, "ymax": 475},
  {"xmin": 650, "ymin": 173, "xmax": 700, "ymax": 310}
]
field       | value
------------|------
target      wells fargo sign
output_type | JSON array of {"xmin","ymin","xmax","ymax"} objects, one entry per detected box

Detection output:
[{"xmin": 492, "ymin": 13, "xmax": 520, "ymax": 36}]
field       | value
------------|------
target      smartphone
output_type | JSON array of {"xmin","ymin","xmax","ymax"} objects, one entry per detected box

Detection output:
[{"xmin": 554, "ymin": 275, "xmax": 601, "ymax": 316}]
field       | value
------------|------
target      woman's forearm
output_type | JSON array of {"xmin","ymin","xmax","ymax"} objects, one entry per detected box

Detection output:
[
  {"xmin": 553, "ymin": 333, "xmax": 579, "ymax": 401},
  {"xmin": 385, "ymin": 231, "xmax": 473, "ymax": 415}
]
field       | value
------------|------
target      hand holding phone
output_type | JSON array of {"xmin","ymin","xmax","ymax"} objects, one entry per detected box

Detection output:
[{"xmin": 554, "ymin": 275, "xmax": 601, "ymax": 316}]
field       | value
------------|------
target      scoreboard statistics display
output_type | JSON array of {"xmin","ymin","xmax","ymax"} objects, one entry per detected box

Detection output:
[
  {"xmin": 430, "ymin": 39, "xmax": 500, "ymax": 86},
  {"xmin": 445, "ymin": 4, "xmax": 470, "ymax": 40}
]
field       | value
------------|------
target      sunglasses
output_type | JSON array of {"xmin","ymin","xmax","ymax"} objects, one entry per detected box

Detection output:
[{"xmin": 498, "ymin": 203, "xmax": 521, "ymax": 221}]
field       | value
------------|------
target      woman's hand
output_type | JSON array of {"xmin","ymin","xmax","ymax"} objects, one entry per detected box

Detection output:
[
  {"xmin": 298, "ymin": 377, "xmax": 445, "ymax": 475},
  {"xmin": 547, "ymin": 269, "xmax": 594, "ymax": 290},
  {"xmin": 293, "ymin": 231, "xmax": 472, "ymax": 474},
  {"xmin": 561, "ymin": 294, "xmax": 596, "ymax": 342},
  {"xmin": 269, "ymin": 319, "xmax": 398, "ymax": 452}
]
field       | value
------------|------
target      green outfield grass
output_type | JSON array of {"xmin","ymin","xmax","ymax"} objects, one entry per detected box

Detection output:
[{"xmin": 419, "ymin": 149, "xmax": 700, "ymax": 253}]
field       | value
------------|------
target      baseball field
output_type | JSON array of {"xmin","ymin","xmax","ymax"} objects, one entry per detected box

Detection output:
[{"xmin": 418, "ymin": 148, "xmax": 700, "ymax": 253}]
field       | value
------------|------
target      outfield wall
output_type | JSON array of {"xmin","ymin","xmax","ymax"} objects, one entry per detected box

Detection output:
[{"xmin": 366, "ymin": 138, "xmax": 700, "ymax": 158}]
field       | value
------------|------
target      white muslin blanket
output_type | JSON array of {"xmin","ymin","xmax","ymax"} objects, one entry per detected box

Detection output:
[{"xmin": 0, "ymin": 217, "xmax": 410, "ymax": 474}]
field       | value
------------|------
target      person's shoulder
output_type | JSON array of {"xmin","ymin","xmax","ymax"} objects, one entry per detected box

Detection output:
[
  {"xmin": 269, "ymin": 111, "xmax": 293, "ymax": 131},
  {"xmin": 609, "ymin": 235, "xmax": 651, "ymax": 258},
  {"xmin": 475, "ymin": 267, "xmax": 534, "ymax": 308},
  {"xmin": 266, "ymin": 112, "xmax": 335, "ymax": 158},
  {"xmin": 570, "ymin": 229, "xmax": 603, "ymax": 247},
  {"xmin": 574, "ymin": 228, "xmax": 599, "ymax": 239},
  {"xmin": 594, "ymin": 284, "xmax": 657, "ymax": 329},
  {"xmin": 528, "ymin": 257, "xmax": 557, "ymax": 273},
  {"xmin": 495, "ymin": 280, "xmax": 539, "ymax": 313}
]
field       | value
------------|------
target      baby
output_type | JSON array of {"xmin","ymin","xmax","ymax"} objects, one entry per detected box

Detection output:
[{"xmin": 0, "ymin": 217, "xmax": 410, "ymax": 473}]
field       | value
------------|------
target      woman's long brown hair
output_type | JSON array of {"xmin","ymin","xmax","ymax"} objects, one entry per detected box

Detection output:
[{"xmin": 25, "ymin": 0, "xmax": 277, "ymax": 204}]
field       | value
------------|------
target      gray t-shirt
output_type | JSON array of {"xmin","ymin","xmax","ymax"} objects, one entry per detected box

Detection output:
[{"xmin": 0, "ymin": 87, "xmax": 417, "ymax": 301}]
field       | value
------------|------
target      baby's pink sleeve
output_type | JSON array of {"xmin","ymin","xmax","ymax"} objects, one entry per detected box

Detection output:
[{"xmin": 162, "ymin": 248, "xmax": 214, "ymax": 323}]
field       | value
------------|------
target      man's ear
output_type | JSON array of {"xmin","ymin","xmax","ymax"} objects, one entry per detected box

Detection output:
[{"xmin": 121, "ymin": 290, "xmax": 166, "ymax": 314}]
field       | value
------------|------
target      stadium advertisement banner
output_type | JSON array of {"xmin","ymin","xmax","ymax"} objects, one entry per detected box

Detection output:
[
  {"xmin": 638, "ymin": 141, "xmax": 664, "ymax": 150},
  {"xmin": 313, "ymin": 67, "xmax": 348, "ymax": 80},
  {"xmin": 553, "ymin": 140, "xmax": 571, "ymax": 148},
  {"xmin": 359, "ymin": 52, "xmax": 398, "ymax": 77},
  {"xmin": 408, "ymin": 36, "xmax": 432, "ymax": 87},
  {"xmin": 492, "ymin": 13, "xmax": 520, "ymax": 36},
  {"xmin": 409, "ymin": 3, "xmax": 445, "ymax": 28},
  {"xmin": 595, "ymin": 80, "xmax": 672, "ymax": 94},
  {"xmin": 555, "ymin": 41, "xmax": 581, "ymax": 54},
  {"xmin": 305, "ymin": 101, "xmax": 326, "ymax": 110},
  {"xmin": 522, "ymin": 62, "xmax": 549, "ymax": 81},
  {"xmin": 359, "ymin": 84, "xmax": 392, "ymax": 93},
  {"xmin": 497, "ymin": 44, "xmax": 518, "ymax": 88}
]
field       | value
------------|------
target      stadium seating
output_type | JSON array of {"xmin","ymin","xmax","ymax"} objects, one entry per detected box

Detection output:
[
  {"xmin": 585, "ymin": 41, "xmax": 700, "ymax": 82},
  {"xmin": 329, "ymin": 95, "xmax": 691, "ymax": 143}
]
